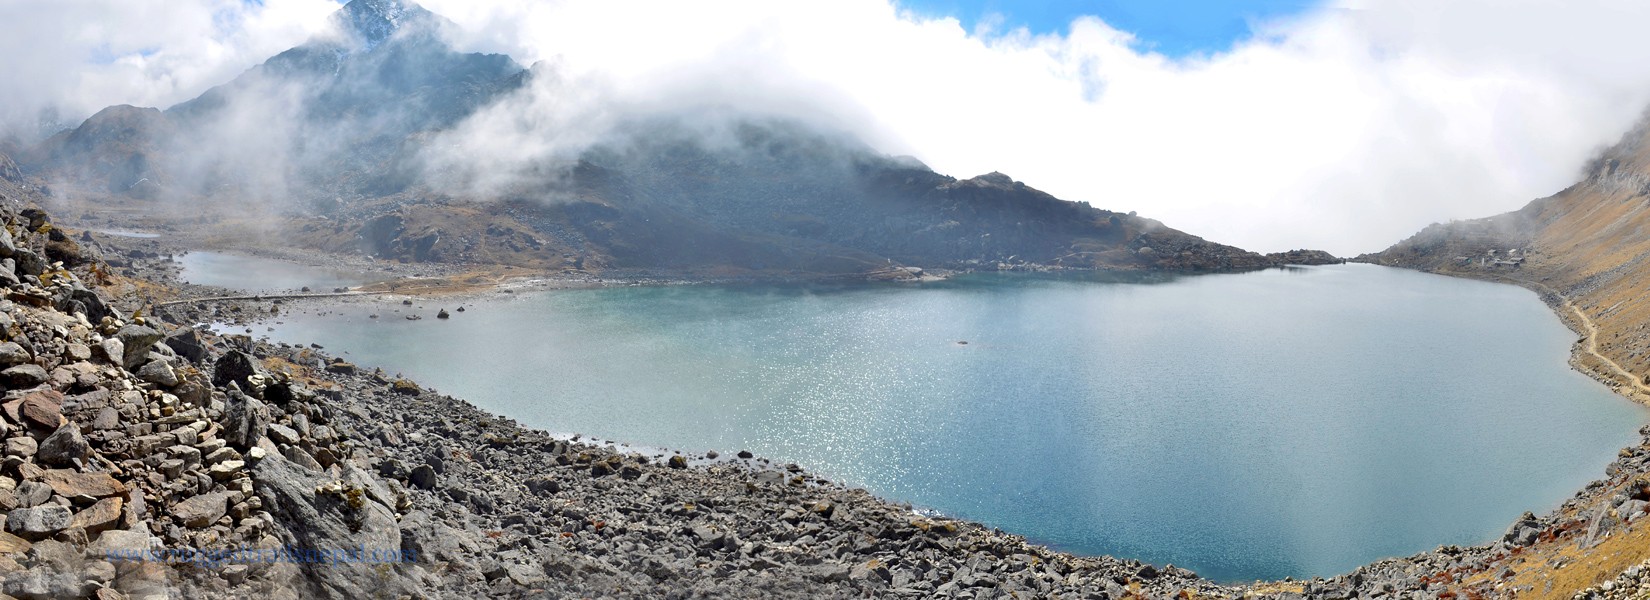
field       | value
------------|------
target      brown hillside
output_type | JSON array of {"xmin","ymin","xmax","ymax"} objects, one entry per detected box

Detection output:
[
  {"xmin": 1364, "ymin": 115, "xmax": 1650, "ymax": 597},
  {"xmin": 1364, "ymin": 118, "xmax": 1650, "ymax": 402}
]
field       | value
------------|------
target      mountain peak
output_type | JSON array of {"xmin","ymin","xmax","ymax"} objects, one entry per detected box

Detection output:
[
  {"xmin": 332, "ymin": 0, "xmax": 439, "ymax": 51},
  {"xmin": 963, "ymin": 171, "xmax": 1019, "ymax": 189}
]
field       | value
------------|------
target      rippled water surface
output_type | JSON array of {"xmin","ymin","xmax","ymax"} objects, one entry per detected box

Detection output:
[{"xmin": 217, "ymin": 263, "xmax": 1644, "ymax": 581}]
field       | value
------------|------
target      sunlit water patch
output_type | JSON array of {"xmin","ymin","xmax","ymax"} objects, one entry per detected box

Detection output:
[{"xmin": 205, "ymin": 263, "xmax": 1644, "ymax": 582}]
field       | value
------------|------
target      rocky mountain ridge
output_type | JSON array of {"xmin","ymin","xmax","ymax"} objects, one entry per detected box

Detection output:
[{"xmin": 19, "ymin": 0, "xmax": 1317, "ymax": 279}]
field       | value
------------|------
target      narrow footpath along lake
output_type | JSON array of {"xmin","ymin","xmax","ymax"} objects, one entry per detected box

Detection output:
[{"xmin": 187, "ymin": 260, "xmax": 1648, "ymax": 582}]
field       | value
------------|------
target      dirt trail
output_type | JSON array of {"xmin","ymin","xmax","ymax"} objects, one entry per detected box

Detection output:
[
  {"xmin": 1499, "ymin": 274, "xmax": 1650, "ymax": 401},
  {"xmin": 1559, "ymin": 294, "xmax": 1650, "ymax": 398}
]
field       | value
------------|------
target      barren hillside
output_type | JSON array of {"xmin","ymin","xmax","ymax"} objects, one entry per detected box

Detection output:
[{"xmin": 1363, "ymin": 115, "xmax": 1650, "ymax": 597}]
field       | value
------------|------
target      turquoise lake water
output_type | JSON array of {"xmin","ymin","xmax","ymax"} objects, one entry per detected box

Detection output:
[{"xmin": 188, "ymin": 261, "xmax": 1647, "ymax": 582}]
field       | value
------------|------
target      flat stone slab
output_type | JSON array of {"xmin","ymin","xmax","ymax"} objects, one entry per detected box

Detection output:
[
  {"xmin": 174, "ymin": 491, "xmax": 229, "ymax": 529},
  {"xmin": 42, "ymin": 470, "xmax": 127, "ymax": 499}
]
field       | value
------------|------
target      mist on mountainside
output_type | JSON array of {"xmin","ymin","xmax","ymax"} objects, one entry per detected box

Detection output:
[
  {"xmin": 10, "ymin": 0, "xmax": 1283, "ymax": 277},
  {"xmin": 16, "ymin": 0, "xmax": 1650, "ymax": 254},
  {"xmin": 24, "ymin": 0, "xmax": 525, "ymax": 208}
]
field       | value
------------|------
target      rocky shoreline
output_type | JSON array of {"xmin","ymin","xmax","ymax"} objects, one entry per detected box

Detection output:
[
  {"xmin": 0, "ymin": 194, "xmax": 1645, "ymax": 598},
  {"xmin": 0, "ymin": 200, "xmax": 1243, "ymax": 599}
]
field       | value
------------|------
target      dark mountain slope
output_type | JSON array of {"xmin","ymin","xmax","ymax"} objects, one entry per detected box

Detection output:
[
  {"xmin": 26, "ymin": 105, "xmax": 172, "ymax": 194},
  {"xmin": 25, "ymin": 0, "xmax": 523, "ymax": 199},
  {"xmin": 275, "ymin": 117, "xmax": 1275, "ymax": 275},
  {"xmin": 26, "ymin": 0, "xmax": 1295, "ymax": 277}
]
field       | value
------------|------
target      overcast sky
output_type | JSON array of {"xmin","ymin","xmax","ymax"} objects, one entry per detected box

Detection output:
[{"xmin": 4, "ymin": 0, "xmax": 1650, "ymax": 255}]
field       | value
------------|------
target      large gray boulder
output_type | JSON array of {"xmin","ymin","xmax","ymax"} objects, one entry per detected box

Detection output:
[
  {"xmin": 163, "ymin": 328, "xmax": 209, "ymax": 363},
  {"xmin": 113, "ymin": 324, "xmax": 163, "ymax": 370},
  {"xmin": 1503, "ymin": 511, "xmax": 1541, "ymax": 547},
  {"xmin": 68, "ymin": 287, "xmax": 110, "ymax": 323},
  {"xmin": 0, "ymin": 259, "xmax": 17, "ymax": 288},
  {"xmin": 35, "ymin": 424, "xmax": 88, "ymax": 467},
  {"xmin": 136, "ymin": 360, "xmax": 178, "ymax": 387},
  {"xmin": 0, "ymin": 342, "xmax": 30, "ymax": 366},
  {"xmin": 1, "ymin": 364, "xmax": 47, "ymax": 388},
  {"xmin": 212, "ymin": 350, "xmax": 265, "ymax": 391},
  {"xmin": 12, "ymin": 249, "xmax": 45, "ymax": 277},
  {"xmin": 220, "ymin": 390, "xmax": 269, "ymax": 449},
  {"xmin": 5, "ymin": 505, "xmax": 71, "ymax": 539},
  {"xmin": 254, "ymin": 452, "xmax": 422, "ymax": 599}
]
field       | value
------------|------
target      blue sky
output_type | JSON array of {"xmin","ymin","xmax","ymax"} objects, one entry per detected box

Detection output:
[{"xmin": 899, "ymin": 0, "xmax": 1323, "ymax": 56}]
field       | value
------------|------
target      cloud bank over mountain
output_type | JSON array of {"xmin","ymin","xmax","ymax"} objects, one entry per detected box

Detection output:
[
  {"xmin": 7, "ymin": 0, "xmax": 1650, "ymax": 254},
  {"xmin": 0, "ymin": 0, "xmax": 339, "ymax": 136}
]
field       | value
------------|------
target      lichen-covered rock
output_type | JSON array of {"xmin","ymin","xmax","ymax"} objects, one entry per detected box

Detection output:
[
  {"xmin": 13, "ymin": 482, "xmax": 50, "ymax": 508},
  {"xmin": 254, "ymin": 453, "xmax": 420, "ymax": 599},
  {"xmin": 4, "ymin": 505, "xmax": 71, "ymax": 539}
]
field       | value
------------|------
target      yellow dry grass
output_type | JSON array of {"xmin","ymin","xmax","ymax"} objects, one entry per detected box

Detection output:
[
  {"xmin": 351, "ymin": 265, "xmax": 542, "ymax": 296},
  {"xmin": 97, "ymin": 271, "xmax": 182, "ymax": 306},
  {"xmin": 1245, "ymin": 581, "xmax": 1306, "ymax": 596},
  {"xmin": 1467, "ymin": 515, "xmax": 1650, "ymax": 599}
]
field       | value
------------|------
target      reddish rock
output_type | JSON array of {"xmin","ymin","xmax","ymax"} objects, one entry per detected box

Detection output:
[
  {"xmin": 18, "ymin": 390, "xmax": 64, "ymax": 429},
  {"xmin": 69, "ymin": 497, "xmax": 122, "ymax": 534},
  {"xmin": 42, "ymin": 470, "xmax": 127, "ymax": 499}
]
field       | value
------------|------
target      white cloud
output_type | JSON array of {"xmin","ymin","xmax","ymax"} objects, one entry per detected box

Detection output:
[
  {"xmin": 10, "ymin": 0, "xmax": 1650, "ymax": 254},
  {"xmin": 0, "ymin": 0, "xmax": 340, "ymax": 135}
]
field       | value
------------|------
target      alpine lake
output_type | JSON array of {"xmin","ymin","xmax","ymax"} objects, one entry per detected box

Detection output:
[{"xmin": 180, "ymin": 253, "xmax": 1648, "ymax": 582}]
